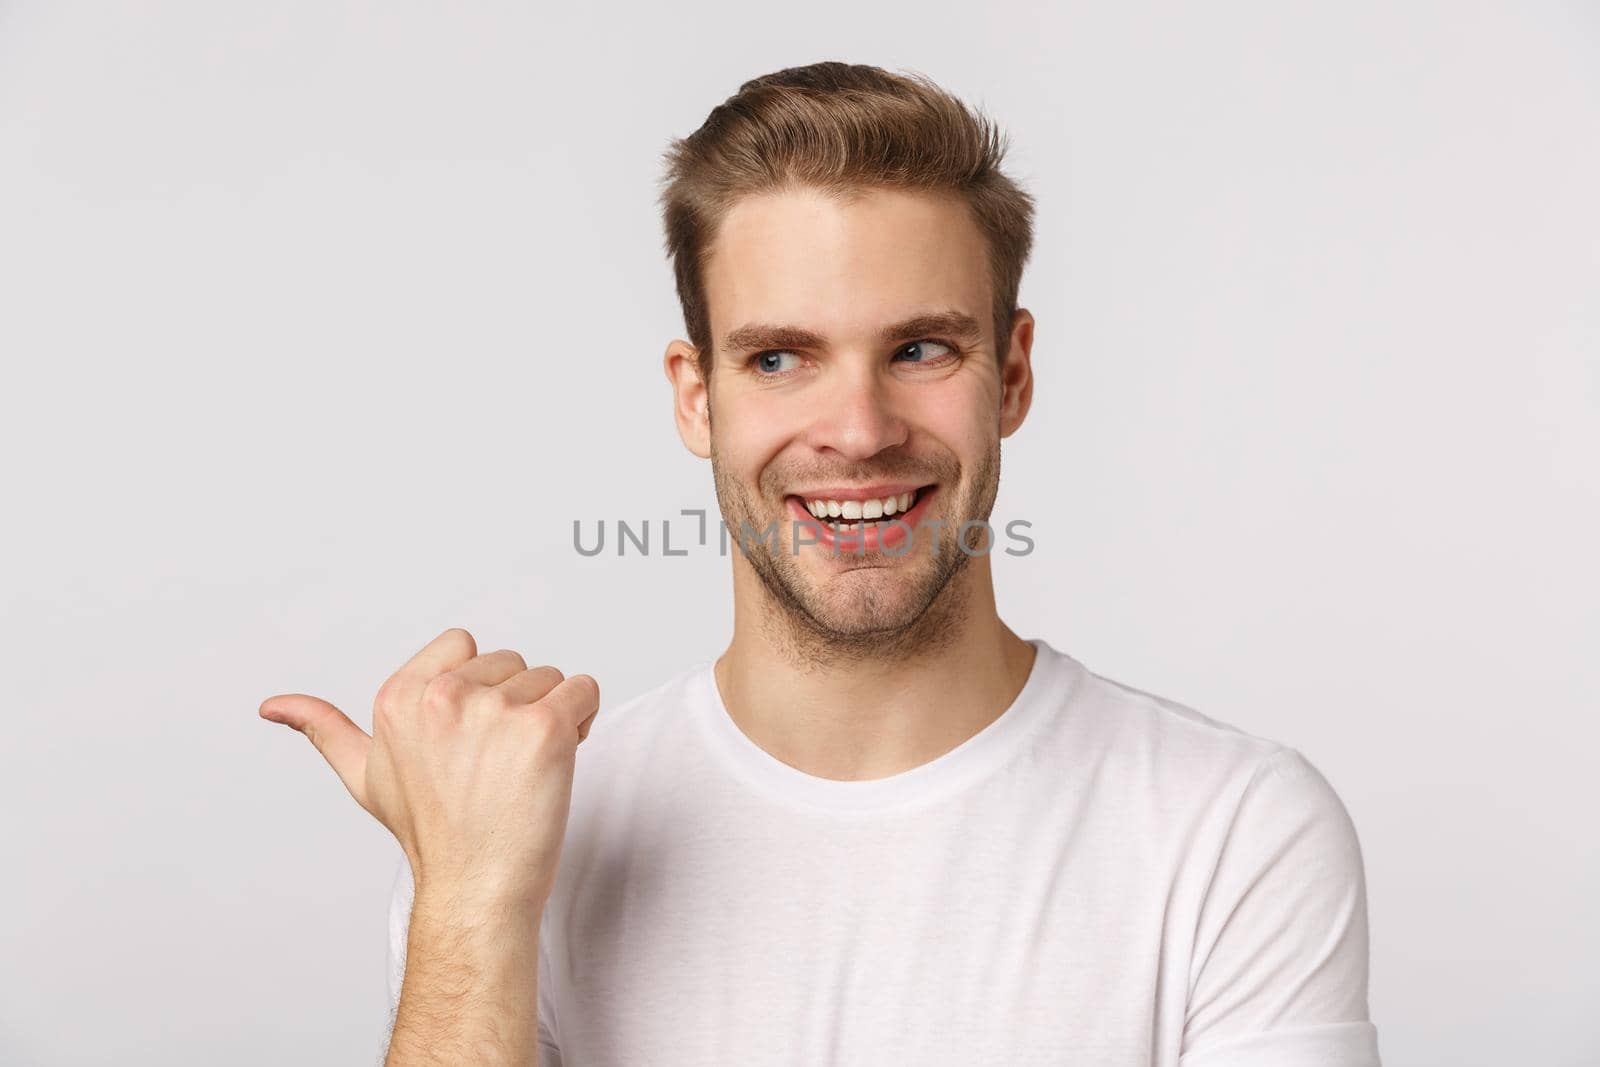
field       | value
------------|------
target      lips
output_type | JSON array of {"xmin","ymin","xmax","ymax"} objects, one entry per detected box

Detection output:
[{"xmin": 783, "ymin": 484, "xmax": 939, "ymax": 555}]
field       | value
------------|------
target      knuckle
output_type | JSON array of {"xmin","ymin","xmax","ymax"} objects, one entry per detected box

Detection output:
[
  {"xmin": 496, "ymin": 648, "xmax": 528, "ymax": 672},
  {"xmin": 477, "ymin": 685, "xmax": 516, "ymax": 713},
  {"xmin": 374, "ymin": 676, "xmax": 406, "ymax": 714},
  {"xmin": 525, "ymin": 710, "xmax": 568, "ymax": 748},
  {"xmin": 422, "ymin": 670, "xmax": 470, "ymax": 711}
]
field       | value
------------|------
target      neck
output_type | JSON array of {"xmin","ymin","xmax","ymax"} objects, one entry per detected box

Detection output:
[{"xmin": 713, "ymin": 553, "xmax": 1037, "ymax": 781}]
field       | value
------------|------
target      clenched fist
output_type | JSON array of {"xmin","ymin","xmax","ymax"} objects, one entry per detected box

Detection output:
[{"xmin": 259, "ymin": 627, "xmax": 599, "ymax": 911}]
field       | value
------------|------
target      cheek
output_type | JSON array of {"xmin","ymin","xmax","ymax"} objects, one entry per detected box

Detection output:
[
  {"xmin": 714, "ymin": 396, "xmax": 798, "ymax": 480},
  {"xmin": 904, "ymin": 395, "xmax": 989, "ymax": 462}
]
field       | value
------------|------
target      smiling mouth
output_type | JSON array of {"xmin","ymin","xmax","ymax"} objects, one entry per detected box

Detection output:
[{"xmin": 785, "ymin": 484, "xmax": 938, "ymax": 535}]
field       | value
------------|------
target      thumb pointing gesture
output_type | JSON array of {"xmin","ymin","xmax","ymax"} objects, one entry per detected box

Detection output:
[
  {"xmin": 259, "ymin": 627, "xmax": 598, "ymax": 909},
  {"xmin": 259, "ymin": 693, "xmax": 375, "ymax": 815}
]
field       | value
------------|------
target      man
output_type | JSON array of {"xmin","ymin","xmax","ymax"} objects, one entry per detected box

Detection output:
[{"xmin": 261, "ymin": 62, "xmax": 1381, "ymax": 1066}]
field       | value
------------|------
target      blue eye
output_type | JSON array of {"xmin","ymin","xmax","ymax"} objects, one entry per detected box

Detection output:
[
  {"xmin": 753, "ymin": 350, "xmax": 802, "ymax": 374},
  {"xmin": 895, "ymin": 340, "xmax": 955, "ymax": 364}
]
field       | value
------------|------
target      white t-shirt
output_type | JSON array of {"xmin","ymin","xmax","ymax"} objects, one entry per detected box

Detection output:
[{"xmin": 386, "ymin": 638, "xmax": 1380, "ymax": 1066}]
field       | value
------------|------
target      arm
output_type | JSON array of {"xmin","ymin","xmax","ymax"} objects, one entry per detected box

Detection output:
[
  {"xmin": 386, "ymin": 889, "xmax": 542, "ymax": 1065},
  {"xmin": 261, "ymin": 627, "xmax": 598, "ymax": 1067},
  {"xmin": 385, "ymin": 858, "xmax": 565, "ymax": 1066}
]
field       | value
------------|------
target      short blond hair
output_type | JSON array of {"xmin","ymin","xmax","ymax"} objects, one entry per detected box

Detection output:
[{"xmin": 659, "ymin": 61, "xmax": 1036, "ymax": 380}]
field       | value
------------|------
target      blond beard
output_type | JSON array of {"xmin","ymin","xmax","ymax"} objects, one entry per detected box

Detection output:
[{"xmin": 709, "ymin": 435, "xmax": 1001, "ymax": 672}]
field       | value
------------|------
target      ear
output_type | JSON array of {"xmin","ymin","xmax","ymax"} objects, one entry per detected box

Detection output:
[
  {"xmin": 998, "ymin": 308, "xmax": 1035, "ymax": 438},
  {"xmin": 664, "ymin": 338, "xmax": 712, "ymax": 459}
]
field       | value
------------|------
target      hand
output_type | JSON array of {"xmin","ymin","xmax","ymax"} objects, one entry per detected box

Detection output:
[{"xmin": 259, "ymin": 627, "xmax": 599, "ymax": 910}]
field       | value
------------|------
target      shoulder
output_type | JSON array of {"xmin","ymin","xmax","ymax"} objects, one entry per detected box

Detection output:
[
  {"xmin": 1058, "ymin": 656, "xmax": 1369, "ymax": 903},
  {"xmin": 1044, "ymin": 650, "xmax": 1375, "ymax": 1043},
  {"xmin": 1038, "ymin": 645, "xmax": 1363, "ymax": 856},
  {"xmin": 1068, "ymin": 652, "xmax": 1283, "ymax": 760},
  {"xmin": 1048, "ymin": 647, "xmax": 1287, "ymax": 793}
]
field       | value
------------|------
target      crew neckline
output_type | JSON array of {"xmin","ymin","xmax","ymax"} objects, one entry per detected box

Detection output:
[{"xmin": 687, "ymin": 637, "xmax": 1080, "ymax": 816}]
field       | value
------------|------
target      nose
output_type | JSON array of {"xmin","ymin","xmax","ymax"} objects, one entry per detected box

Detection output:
[{"xmin": 801, "ymin": 358, "xmax": 909, "ymax": 461}]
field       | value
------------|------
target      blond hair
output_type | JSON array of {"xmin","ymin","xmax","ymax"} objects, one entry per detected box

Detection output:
[{"xmin": 659, "ymin": 61, "xmax": 1036, "ymax": 380}]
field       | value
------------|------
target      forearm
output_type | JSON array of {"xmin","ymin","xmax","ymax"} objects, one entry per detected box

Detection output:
[{"xmin": 386, "ymin": 888, "xmax": 542, "ymax": 1066}]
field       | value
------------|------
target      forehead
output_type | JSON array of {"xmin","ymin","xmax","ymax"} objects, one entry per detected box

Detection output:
[{"xmin": 702, "ymin": 186, "xmax": 992, "ymax": 350}]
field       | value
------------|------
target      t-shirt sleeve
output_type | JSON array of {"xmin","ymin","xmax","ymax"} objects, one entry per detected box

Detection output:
[
  {"xmin": 384, "ymin": 853, "xmax": 563, "ymax": 1065},
  {"xmin": 536, "ymin": 916, "xmax": 564, "ymax": 1067},
  {"xmin": 384, "ymin": 854, "xmax": 412, "ymax": 1027},
  {"xmin": 1179, "ymin": 747, "xmax": 1382, "ymax": 1067}
]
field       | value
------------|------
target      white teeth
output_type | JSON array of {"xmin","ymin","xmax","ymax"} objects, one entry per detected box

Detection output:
[{"xmin": 799, "ymin": 488, "xmax": 923, "ymax": 523}]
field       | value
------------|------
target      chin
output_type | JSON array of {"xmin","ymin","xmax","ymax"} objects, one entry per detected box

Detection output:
[{"xmin": 800, "ymin": 580, "xmax": 929, "ymax": 635}]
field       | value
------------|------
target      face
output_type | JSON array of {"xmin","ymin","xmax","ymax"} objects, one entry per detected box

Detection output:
[{"xmin": 666, "ymin": 185, "xmax": 1033, "ymax": 644}]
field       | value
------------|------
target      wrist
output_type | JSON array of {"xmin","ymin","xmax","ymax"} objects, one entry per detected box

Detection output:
[{"xmin": 412, "ymin": 880, "xmax": 545, "ymax": 927}]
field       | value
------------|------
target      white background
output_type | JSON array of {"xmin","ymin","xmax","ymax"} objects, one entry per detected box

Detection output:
[{"xmin": 1, "ymin": 2, "xmax": 1595, "ymax": 1064}]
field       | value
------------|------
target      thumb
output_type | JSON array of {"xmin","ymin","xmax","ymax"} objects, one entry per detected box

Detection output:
[{"xmin": 259, "ymin": 694, "xmax": 373, "ymax": 812}]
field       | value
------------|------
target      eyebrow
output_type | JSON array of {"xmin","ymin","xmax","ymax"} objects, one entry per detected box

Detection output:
[{"xmin": 720, "ymin": 309, "xmax": 984, "ymax": 356}]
